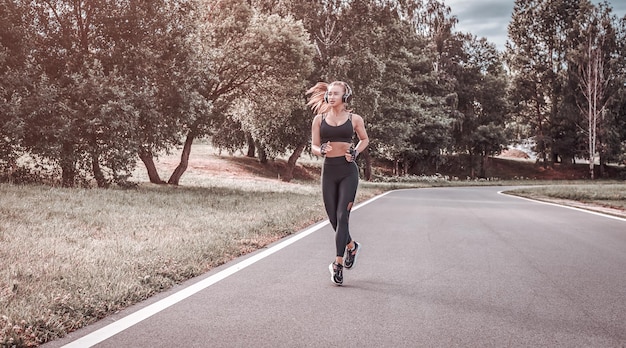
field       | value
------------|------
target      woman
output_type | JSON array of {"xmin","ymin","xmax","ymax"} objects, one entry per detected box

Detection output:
[{"xmin": 306, "ymin": 81, "xmax": 369, "ymax": 286}]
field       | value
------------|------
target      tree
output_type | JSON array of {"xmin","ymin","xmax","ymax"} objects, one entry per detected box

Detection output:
[
  {"xmin": 163, "ymin": 0, "xmax": 315, "ymax": 185},
  {"xmin": 20, "ymin": 0, "xmax": 115, "ymax": 187},
  {"xmin": 507, "ymin": 0, "xmax": 580, "ymax": 167},
  {"xmin": 612, "ymin": 16, "xmax": 626, "ymax": 165},
  {"xmin": 363, "ymin": 17, "xmax": 442, "ymax": 174},
  {"xmin": 571, "ymin": 1, "xmax": 621, "ymax": 179},
  {"xmin": 227, "ymin": 13, "xmax": 315, "ymax": 180},
  {"xmin": 100, "ymin": 0, "xmax": 206, "ymax": 185},
  {"xmin": 453, "ymin": 36, "xmax": 510, "ymax": 177},
  {"xmin": 2, "ymin": 0, "xmax": 205, "ymax": 187},
  {"xmin": 339, "ymin": 0, "xmax": 396, "ymax": 178},
  {"xmin": 0, "ymin": 0, "xmax": 32, "ymax": 176}
]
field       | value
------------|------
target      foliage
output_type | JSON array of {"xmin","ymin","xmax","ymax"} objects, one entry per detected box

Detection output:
[
  {"xmin": 507, "ymin": 0, "xmax": 625, "ymax": 174},
  {"xmin": 158, "ymin": 0, "xmax": 315, "ymax": 184},
  {"xmin": 1, "ymin": 0, "xmax": 625, "ymax": 185},
  {"xmin": 507, "ymin": 0, "xmax": 573, "ymax": 164},
  {"xmin": 452, "ymin": 35, "xmax": 510, "ymax": 176},
  {"xmin": 223, "ymin": 12, "xmax": 315, "ymax": 160},
  {"xmin": 0, "ymin": 0, "xmax": 205, "ymax": 187},
  {"xmin": 0, "ymin": 0, "xmax": 31, "ymax": 173}
]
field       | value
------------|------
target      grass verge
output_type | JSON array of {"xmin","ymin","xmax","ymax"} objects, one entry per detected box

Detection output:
[{"xmin": 504, "ymin": 183, "xmax": 626, "ymax": 214}]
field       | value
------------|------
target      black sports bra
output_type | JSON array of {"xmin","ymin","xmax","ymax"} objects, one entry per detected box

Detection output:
[{"xmin": 320, "ymin": 114, "xmax": 354, "ymax": 143}]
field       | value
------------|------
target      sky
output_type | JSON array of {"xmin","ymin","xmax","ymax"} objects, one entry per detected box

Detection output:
[{"xmin": 444, "ymin": 0, "xmax": 626, "ymax": 51}]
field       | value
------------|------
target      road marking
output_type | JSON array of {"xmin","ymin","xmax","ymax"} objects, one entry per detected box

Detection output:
[
  {"xmin": 61, "ymin": 191, "xmax": 391, "ymax": 348},
  {"xmin": 499, "ymin": 190, "xmax": 626, "ymax": 222}
]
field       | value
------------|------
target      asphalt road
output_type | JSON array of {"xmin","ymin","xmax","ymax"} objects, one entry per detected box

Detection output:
[{"xmin": 47, "ymin": 187, "xmax": 626, "ymax": 348}]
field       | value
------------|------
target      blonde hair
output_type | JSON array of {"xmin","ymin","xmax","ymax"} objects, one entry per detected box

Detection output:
[{"xmin": 306, "ymin": 81, "xmax": 351, "ymax": 114}]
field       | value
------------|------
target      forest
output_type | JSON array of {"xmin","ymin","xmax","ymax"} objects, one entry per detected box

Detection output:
[{"xmin": 1, "ymin": 0, "xmax": 625, "ymax": 187}]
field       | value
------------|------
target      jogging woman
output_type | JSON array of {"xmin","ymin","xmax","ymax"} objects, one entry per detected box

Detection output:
[{"xmin": 306, "ymin": 81, "xmax": 369, "ymax": 286}]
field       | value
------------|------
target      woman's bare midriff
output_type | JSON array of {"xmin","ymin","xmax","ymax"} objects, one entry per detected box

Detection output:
[{"xmin": 325, "ymin": 142, "xmax": 352, "ymax": 158}]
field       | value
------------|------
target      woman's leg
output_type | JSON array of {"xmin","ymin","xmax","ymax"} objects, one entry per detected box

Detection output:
[
  {"xmin": 321, "ymin": 167, "xmax": 339, "ymax": 232},
  {"xmin": 334, "ymin": 164, "xmax": 359, "ymax": 259}
]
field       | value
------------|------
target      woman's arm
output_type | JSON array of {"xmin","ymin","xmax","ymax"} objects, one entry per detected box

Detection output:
[
  {"xmin": 353, "ymin": 114, "xmax": 369, "ymax": 154},
  {"xmin": 311, "ymin": 114, "xmax": 331, "ymax": 156},
  {"xmin": 345, "ymin": 114, "xmax": 369, "ymax": 162}
]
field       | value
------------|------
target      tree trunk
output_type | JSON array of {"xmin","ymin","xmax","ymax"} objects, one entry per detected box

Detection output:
[
  {"xmin": 281, "ymin": 143, "xmax": 305, "ymax": 182},
  {"xmin": 468, "ymin": 150, "xmax": 475, "ymax": 179},
  {"xmin": 256, "ymin": 140, "xmax": 268, "ymax": 164},
  {"xmin": 168, "ymin": 132, "xmax": 196, "ymax": 185},
  {"xmin": 534, "ymin": 99, "xmax": 545, "ymax": 168},
  {"xmin": 139, "ymin": 149, "xmax": 166, "ymax": 184},
  {"xmin": 479, "ymin": 153, "xmax": 487, "ymax": 178},
  {"xmin": 361, "ymin": 149, "xmax": 372, "ymax": 181},
  {"xmin": 91, "ymin": 150, "xmax": 107, "ymax": 188},
  {"xmin": 403, "ymin": 157, "xmax": 409, "ymax": 176},
  {"xmin": 246, "ymin": 133, "xmax": 256, "ymax": 158},
  {"xmin": 61, "ymin": 142, "xmax": 76, "ymax": 188},
  {"xmin": 599, "ymin": 151, "xmax": 606, "ymax": 178}
]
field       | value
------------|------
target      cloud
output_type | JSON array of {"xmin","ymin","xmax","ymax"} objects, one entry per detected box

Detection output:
[
  {"xmin": 445, "ymin": 0, "xmax": 626, "ymax": 51},
  {"xmin": 613, "ymin": 2, "xmax": 626, "ymax": 15},
  {"xmin": 446, "ymin": 0, "xmax": 514, "ymax": 49},
  {"xmin": 452, "ymin": 1, "xmax": 513, "ymax": 22}
]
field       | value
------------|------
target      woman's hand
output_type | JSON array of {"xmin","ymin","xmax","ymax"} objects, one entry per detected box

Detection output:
[
  {"xmin": 320, "ymin": 141, "xmax": 332, "ymax": 156},
  {"xmin": 345, "ymin": 147, "xmax": 358, "ymax": 162}
]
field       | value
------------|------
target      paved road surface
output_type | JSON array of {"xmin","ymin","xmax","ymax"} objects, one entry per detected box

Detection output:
[{"xmin": 46, "ymin": 187, "xmax": 626, "ymax": 347}]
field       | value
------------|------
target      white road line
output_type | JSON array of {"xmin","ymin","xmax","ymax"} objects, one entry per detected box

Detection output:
[
  {"xmin": 62, "ymin": 191, "xmax": 391, "ymax": 348},
  {"xmin": 499, "ymin": 190, "xmax": 626, "ymax": 222}
]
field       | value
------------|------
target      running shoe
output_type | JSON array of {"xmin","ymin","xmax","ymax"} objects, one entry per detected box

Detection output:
[
  {"xmin": 344, "ymin": 241, "xmax": 360, "ymax": 269},
  {"xmin": 329, "ymin": 262, "xmax": 343, "ymax": 285}
]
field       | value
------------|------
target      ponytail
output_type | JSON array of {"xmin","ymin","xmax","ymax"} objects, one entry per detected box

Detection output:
[{"xmin": 306, "ymin": 82, "xmax": 330, "ymax": 115}]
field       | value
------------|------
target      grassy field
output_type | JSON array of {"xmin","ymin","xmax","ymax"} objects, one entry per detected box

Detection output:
[{"xmin": 1, "ymin": 148, "xmax": 625, "ymax": 347}]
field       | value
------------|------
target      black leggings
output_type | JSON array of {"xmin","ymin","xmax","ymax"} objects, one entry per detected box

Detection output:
[{"xmin": 321, "ymin": 156, "xmax": 359, "ymax": 257}]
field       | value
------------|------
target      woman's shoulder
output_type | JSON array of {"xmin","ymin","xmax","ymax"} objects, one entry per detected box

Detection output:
[
  {"xmin": 312, "ymin": 113, "xmax": 324, "ymax": 125},
  {"xmin": 349, "ymin": 113, "xmax": 364, "ymax": 123}
]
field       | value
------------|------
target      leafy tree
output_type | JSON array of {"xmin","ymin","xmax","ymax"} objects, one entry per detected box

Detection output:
[
  {"xmin": 410, "ymin": 0, "xmax": 461, "ymax": 95},
  {"xmin": 12, "ymin": 1, "xmax": 166, "ymax": 186},
  {"xmin": 0, "ymin": 0, "xmax": 32, "ymax": 176},
  {"xmin": 320, "ymin": 0, "xmax": 461, "ymax": 177},
  {"xmin": 570, "ymin": 1, "xmax": 623, "ymax": 178},
  {"xmin": 507, "ymin": 0, "xmax": 580, "ymax": 166},
  {"xmin": 613, "ymin": 16, "xmax": 626, "ymax": 166},
  {"xmin": 98, "ymin": 0, "xmax": 206, "ymax": 185},
  {"xmin": 453, "ymin": 36, "xmax": 510, "ymax": 177},
  {"xmin": 19, "ymin": 0, "xmax": 111, "ymax": 186},
  {"xmin": 360, "ymin": 11, "xmax": 440, "ymax": 174},
  {"xmin": 184, "ymin": 0, "xmax": 314, "ymax": 184},
  {"xmin": 252, "ymin": 0, "xmax": 382, "ymax": 179},
  {"xmin": 335, "ymin": 0, "xmax": 392, "ymax": 178},
  {"xmin": 227, "ymin": 13, "xmax": 315, "ymax": 180}
]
